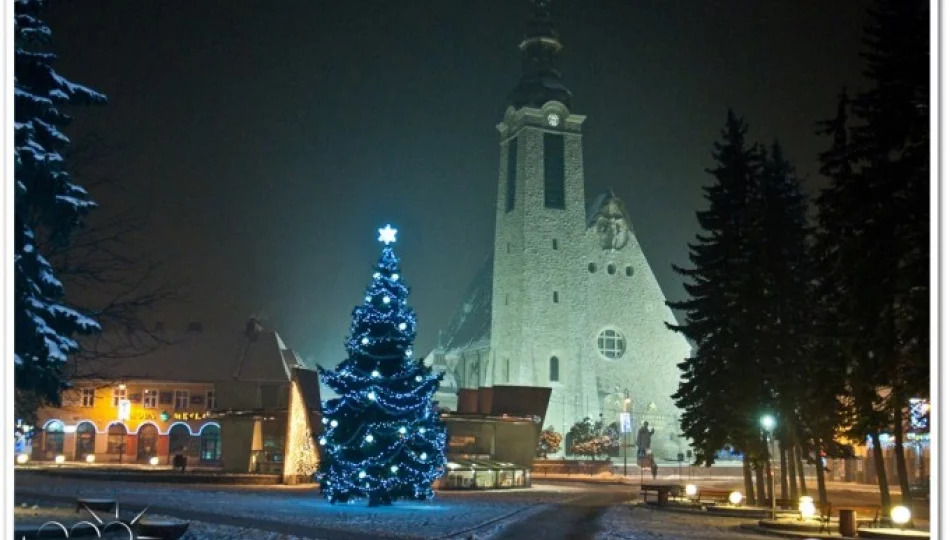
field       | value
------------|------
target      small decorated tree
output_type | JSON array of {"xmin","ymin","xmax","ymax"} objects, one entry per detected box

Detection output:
[
  {"xmin": 537, "ymin": 426, "xmax": 563, "ymax": 459},
  {"xmin": 319, "ymin": 225, "xmax": 447, "ymax": 506},
  {"xmin": 567, "ymin": 417, "xmax": 620, "ymax": 461}
]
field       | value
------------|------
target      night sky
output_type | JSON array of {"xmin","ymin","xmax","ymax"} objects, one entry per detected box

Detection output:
[{"xmin": 46, "ymin": 0, "xmax": 873, "ymax": 368}]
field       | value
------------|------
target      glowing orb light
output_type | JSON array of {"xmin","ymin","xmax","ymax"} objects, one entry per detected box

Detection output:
[
  {"xmin": 85, "ymin": 454, "xmax": 96, "ymax": 463},
  {"xmin": 364, "ymin": 296, "xmax": 371, "ymax": 303},
  {"xmin": 391, "ymin": 465, "xmax": 399, "ymax": 473},
  {"xmin": 373, "ymin": 272, "xmax": 381, "ymax": 279},
  {"xmin": 420, "ymin": 452, "xmax": 428, "ymax": 460},
  {"xmin": 54, "ymin": 455, "xmax": 65, "ymax": 464},
  {"xmin": 16, "ymin": 454, "xmax": 28, "ymax": 464},
  {"xmin": 319, "ymin": 437, "xmax": 327, "ymax": 446},
  {"xmin": 399, "ymin": 427, "xmax": 407, "ymax": 434},
  {"xmin": 419, "ymin": 427, "xmax": 426, "ymax": 434},
  {"xmin": 415, "ymin": 376, "xmax": 423, "ymax": 382},
  {"xmin": 891, "ymin": 506, "xmax": 911, "ymax": 526},
  {"xmin": 322, "ymin": 418, "xmax": 328, "ymax": 425},
  {"xmin": 760, "ymin": 415, "xmax": 776, "ymax": 431},
  {"xmin": 365, "ymin": 434, "xmax": 374, "ymax": 443},
  {"xmin": 330, "ymin": 420, "xmax": 338, "ymax": 428},
  {"xmin": 799, "ymin": 496, "xmax": 816, "ymax": 519},
  {"xmin": 361, "ymin": 337, "xmax": 370, "ymax": 345},
  {"xmin": 383, "ymin": 296, "xmax": 391, "ymax": 304},
  {"xmin": 358, "ymin": 470, "xmax": 367, "ymax": 479},
  {"xmin": 371, "ymin": 370, "xmax": 380, "ymax": 378},
  {"xmin": 149, "ymin": 457, "xmax": 160, "ymax": 466},
  {"xmin": 392, "ymin": 274, "xmax": 399, "ymax": 281},
  {"xmin": 406, "ymin": 349, "xmax": 413, "ymax": 357},
  {"xmin": 398, "ymin": 323, "xmax": 407, "ymax": 331},
  {"xmin": 728, "ymin": 491, "xmax": 743, "ymax": 505},
  {"xmin": 367, "ymin": 392, "xmax": 377, "ymax": 401},
  {"xmin": 685, "ymin": 484, "xmax": 698, "ymax": 497}
]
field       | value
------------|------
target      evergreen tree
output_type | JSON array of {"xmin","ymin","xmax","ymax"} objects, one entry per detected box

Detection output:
[
  {"xmin": 319, "ymin": 225, "xmax": 447, "ymax": 506},
  {"xmin": 14, "ymin": 0, "xmax": 105, "ymax": 420},
  {"xmin": 667, "ymin": 111, "xmax": 764, "ymax": 481}
]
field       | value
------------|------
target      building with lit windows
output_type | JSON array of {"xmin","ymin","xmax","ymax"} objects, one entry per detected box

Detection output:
[{"xmin": 28, "ymin": 319, "xmax": 322, "ymax": 482}]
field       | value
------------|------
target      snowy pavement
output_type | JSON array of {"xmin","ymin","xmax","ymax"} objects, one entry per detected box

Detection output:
[
  {"xmin": 596, "ymin": 502, "xmax": 779, "ymax": 540},
  {"xmin": 15, "ymin": 472, "xmax": 589, "ymax": 539}
]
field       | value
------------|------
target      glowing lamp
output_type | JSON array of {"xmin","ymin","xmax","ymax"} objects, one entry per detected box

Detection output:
[
  {"xmin": 16, "ymin": 454, "xmax": 28, "ymax": 464},
  {"xmin": 330, "ymin": 420, "xmax": 338, "ymax": 428},
  {"xmin": 415, "ymin": 376, "xmax": 422, "ymax": 382},
  {"xmin": 890, "ymin": 505, "xmax": 911, "ymax": 527},
  {"xmin": 55, "ymin": 455, "xmax": 65, "ymax": 464},
  {"xmin": 419, "ymin": 427, "xmax": 426, "ymax": 434},
  {"xmin": 118, "ymin": 384, "xmax": 127, "ymax": 390},
  {"xmin": 392, "ymin": 274, "xmax": 399, "ymax": 281},
  {"xmin": 358, "ymin": 470, "xmax": 367, "ymax": 479},
  {"xmin": 371, "ymin": 370, "xmax": 380, "ymax": 378},
  {"xmin": 398, "ymin": 323, "xmax": 407, "ymax": 331},
  {"xmin": 685, "ymin": 484, "xmax": 697, "ymax": 497},
  {"xmin": 367, "ymin": 392, "xmax": 376, "ymax": 401},
  {"xmin": 760, "ymin": 415, "xmax": 776, "ymax": 431},
  {"xmin": 799, "ymin": 496, "xmax": 816, "ymax": 520},
  {"xmin": 382, "ymin": 296, "xmax": 391, "ymax": 304},
  {"xmin": 319, "ymin": 437, "xmax": 327, "ymax": 446},
  {"xmin": 85, "ymin": 454, "xmax": 96, "ymax": 463},
  {"xmin": 149, "ymin": 456, "xmax": 160, "ymax": 466},
  {"xmin": 365, "ymin": 434, "xmax": 374, "ymax": 443},
  {"xmin": 390, "ymin": 465, "xmax": 399, "ymax": 473},
  {"xmin": 398, "ymin": 427, "xmax": 407, "ymax": 435},
  {"xmin": 728, "ymin": 491, "xmax": 743, "ymax": 505},
  {"xmin": 420, "ymin": 452, "xmax": 428, "ymax": 460},
  {"xmin": 361, "ymin": 338, "xmax": 370, "ymax": 345},
  {"xmin": 322, "ymin": 418, "xmax": 328, "ymax": 425}
]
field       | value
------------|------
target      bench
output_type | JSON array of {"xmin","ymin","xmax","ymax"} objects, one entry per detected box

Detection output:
[
  {"xmin": 640, "ymin": 484, "xmax": 681, "ymax": 506},
  {"xmin": 695, "ymin": 488, "xmax": 733, "ymax": 506}
]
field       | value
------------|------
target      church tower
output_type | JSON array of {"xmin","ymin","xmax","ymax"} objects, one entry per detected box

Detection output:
[{"xmin": 489, "ymin": 0, "xmax": 600, "ymax": 434}]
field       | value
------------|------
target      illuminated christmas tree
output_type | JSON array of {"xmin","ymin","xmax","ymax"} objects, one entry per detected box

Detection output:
[{"xmin": 319, "ymin": 224, "xmax": 447, "ymax": 506}]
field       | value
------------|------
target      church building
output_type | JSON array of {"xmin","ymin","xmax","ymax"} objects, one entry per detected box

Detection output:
[{"xmin": 425, "ymin": 0, "xmax": 691, "ymax": 460}]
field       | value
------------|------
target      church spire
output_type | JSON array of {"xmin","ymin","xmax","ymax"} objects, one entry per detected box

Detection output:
[{"xmin": 508, "ymin": 0, "xmax": 572, "ymax": 110}]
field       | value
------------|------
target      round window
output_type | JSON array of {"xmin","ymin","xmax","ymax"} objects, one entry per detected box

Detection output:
[
  {"xmin": 588, "ymin": 263, "xmax": 598, "ymax": 273},
  {"xmin": 597, "ymin": 329, "xmax": 626, "ymax": 359},
  {"xmin": 625, "ymin": 266, "xmax": 634, "ymax": 277},
  {"xmin": 607, "ymin": 264, "xmax": 616, "ymax": 275}
]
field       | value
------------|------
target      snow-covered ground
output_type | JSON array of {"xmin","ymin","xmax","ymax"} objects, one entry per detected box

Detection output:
[
  {"xmin": 595, "ymin": 502, "xmax": 778, "ymax": 540},
  {"xmin": 15, "ymin": 473, "xmax": 586, "ymax": 539}
]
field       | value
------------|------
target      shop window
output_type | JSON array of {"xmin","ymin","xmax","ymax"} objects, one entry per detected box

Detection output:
[
  {"xmin": 107, "ymin": 423, "xmax": 127, "ymax": 455},
  {"xmin": 44, "ymin": 421, "xmax": 64, "ymax": 455},
  {"xmin": 200, "ymin": 425, "xmax": 222, "ymax": 462},
  {"xmin": 137, "ymin": 424, "xmax": 159, "ymax": 462},
  {"xmin": 75, "ymin": 422, "xmax": 96, "ymax": 459}
]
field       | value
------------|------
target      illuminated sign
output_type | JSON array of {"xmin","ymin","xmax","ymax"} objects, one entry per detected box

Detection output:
[
  {"xmin": 619, "ymin": 412, "xmax": 632, "ymax": 434},
  {"xmin": 118, "ymin": 399, "xmax": 131, "ymax": 421},
  {"xmin": 131, "ymin": 411, "xmax": 156, "ymax": 421},
  {"xmin": 173, "ymin": 412, "xmax": 210, "ymax": 421}
]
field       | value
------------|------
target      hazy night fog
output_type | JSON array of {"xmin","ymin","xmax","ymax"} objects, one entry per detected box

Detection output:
[{"xmin": 45, "ymin": 0, "xmax": 873, "ymax": 368}]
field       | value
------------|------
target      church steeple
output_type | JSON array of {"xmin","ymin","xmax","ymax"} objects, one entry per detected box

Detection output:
[{"xmin": 508, "ymin": 0, "xmax": 572, "ymax": 109}]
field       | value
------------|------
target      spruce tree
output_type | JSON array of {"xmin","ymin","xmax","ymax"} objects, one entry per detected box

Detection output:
[
  {"xmin": 319, "ymin": 225, "xmax": 447, "ymax": 506},
  {"xmin": 14, "ymin": 0, "xmax": 105, "ymax": 419},
  {"xmin": 667, "ymin": 111, "xmax": 763, "ymax": 476}
]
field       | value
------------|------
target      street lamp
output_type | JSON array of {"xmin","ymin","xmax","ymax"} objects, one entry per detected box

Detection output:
[
  {"xmin": 623, "ymin": 392, "xmax": 632, "ymax": 476},
  {"xmin": 760, "ymin": 414, "xmax": 777, "ymax": 520}
]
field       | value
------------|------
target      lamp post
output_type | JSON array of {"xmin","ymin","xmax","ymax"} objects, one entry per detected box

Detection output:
[
  {"xmin": 760, "ymin": 414, "xmax": 777, "ymax": 520},
  {"xmin": 622, "ymin": 391, "xmax": 631, "ymax": 476}
]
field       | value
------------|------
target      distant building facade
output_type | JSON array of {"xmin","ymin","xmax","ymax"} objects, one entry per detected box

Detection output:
[
  {"xmin": 28, "ymin": 318, "xmax": 322, "ymax": 481},
  {"xmin": 427, "ymin": 1, "xmax": 691, "ymax": 460}
]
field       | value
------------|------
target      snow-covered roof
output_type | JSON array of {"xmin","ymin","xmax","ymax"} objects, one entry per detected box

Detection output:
[
  {"xmin": 69, "ymin": 322, "xmax": 298, "ymax": 384},
  {"xmin": 440, "ymin": 255, "xmax": 494, "ymax": 355}
]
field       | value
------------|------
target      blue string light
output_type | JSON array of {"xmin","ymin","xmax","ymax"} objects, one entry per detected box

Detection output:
[{"xmin": 318, "ymin": 225, "xmax": 447, "ymax": 506}]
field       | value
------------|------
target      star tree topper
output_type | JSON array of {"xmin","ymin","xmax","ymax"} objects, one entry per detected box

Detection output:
[{"xmin": 378, "ymin": 224, "xmax": 398, "ymax": 245}]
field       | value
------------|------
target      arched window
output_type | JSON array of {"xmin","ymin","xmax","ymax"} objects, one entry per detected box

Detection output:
[
  {"xmin": 44, "ymin": 421, "xmax": 64, "ymax": 456},
  {"xmin": 137, "ymin": 424, "xmax": 159, "ymax": 462},
  {"xmin": 200, "ymin": 424, "xmax": 221, "ymax": 462},
  {"xmin": 168, "ymin": 424, "xmax": 192, "ymax": 456},
  {"xmin": 549, "ymin": 356, "xmax": 559, "ymax": 382},
  {"xmin": 75, "ymin": 422, "xmax": 96, "ymax": 459},
  {"xmin": 107, "ymin": 423, "xmax": 127, "ymax": 456}
]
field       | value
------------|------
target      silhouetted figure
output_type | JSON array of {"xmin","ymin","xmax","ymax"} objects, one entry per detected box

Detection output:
[
  {"xmin": 173, "ymin": 452, "xmax": 187, "ymax": 472},
  {"xmin": 636, "ymin": 421, "xmax": 655, "ymax": 459},
  {"xmin": 650, "ymin": 454, "xmax": 659, "ymax": 479}
]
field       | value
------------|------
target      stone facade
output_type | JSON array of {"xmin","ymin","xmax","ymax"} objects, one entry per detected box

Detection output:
[{"xmin": 426, "ymin": 0, "xmax": 692, "ymax": 460}]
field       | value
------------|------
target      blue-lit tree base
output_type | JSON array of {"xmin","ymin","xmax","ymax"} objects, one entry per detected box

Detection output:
[{"xmin": 318, "ymin": 225, "xmax": 447, "ymax": 507}]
